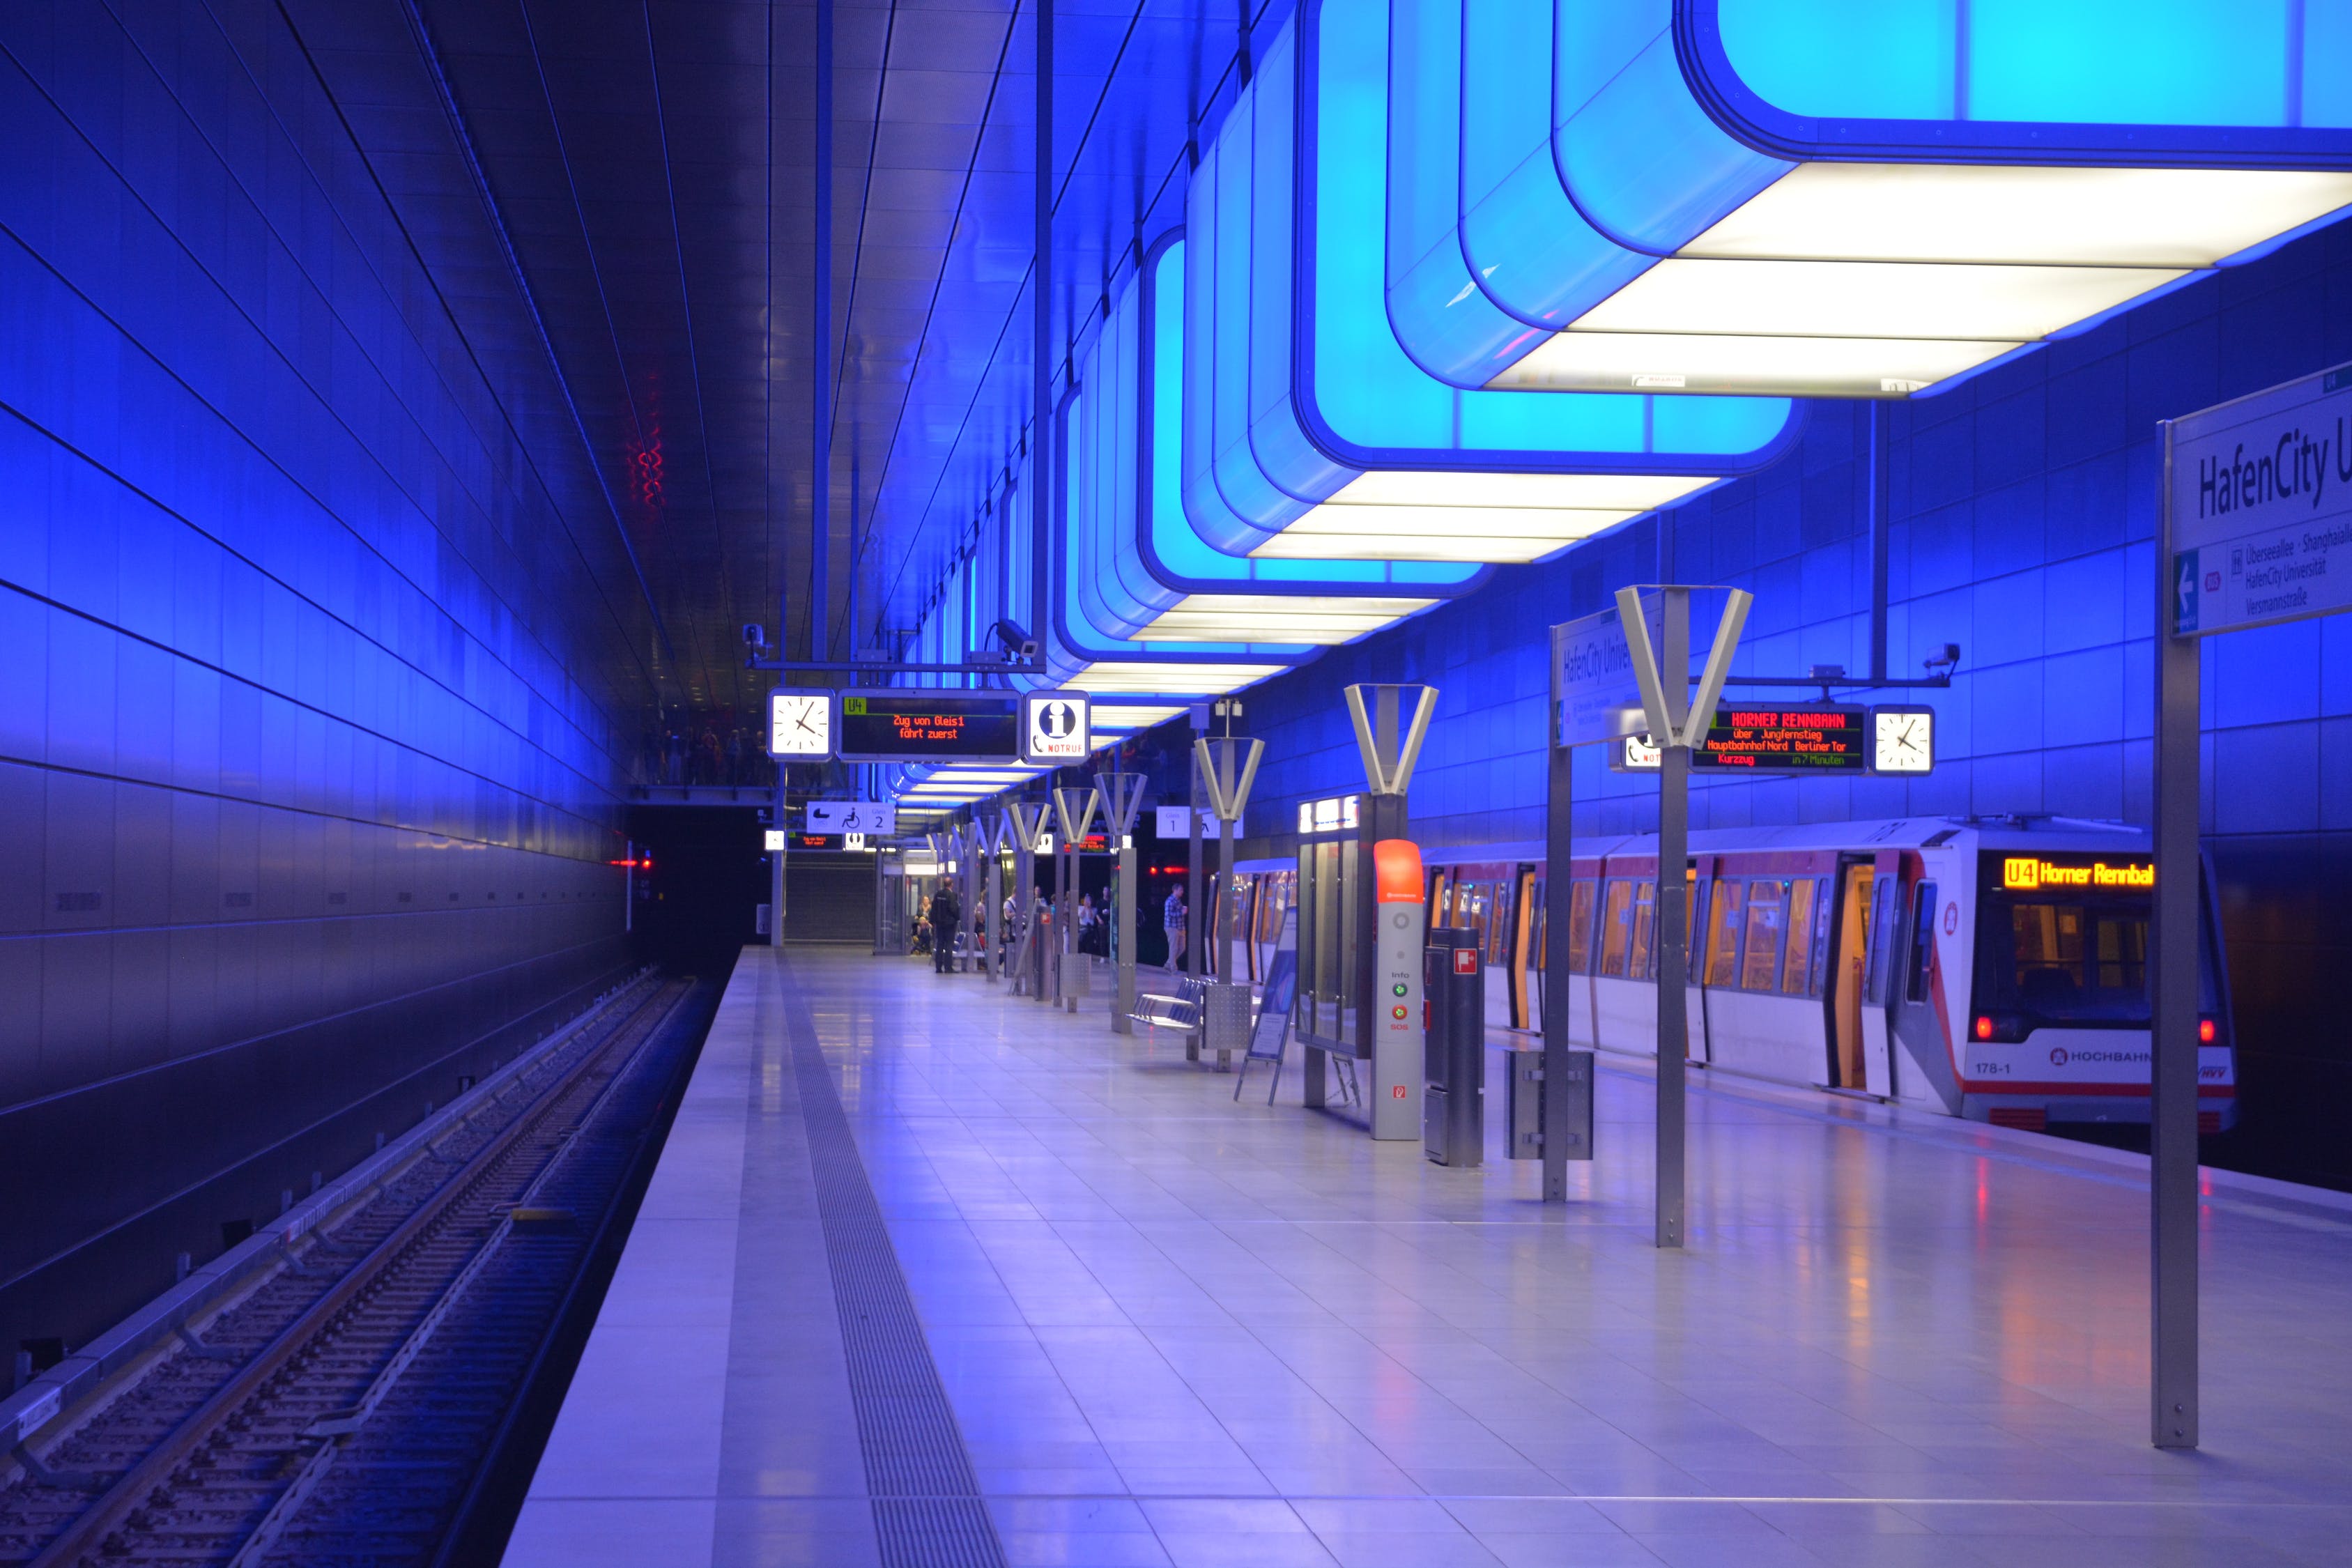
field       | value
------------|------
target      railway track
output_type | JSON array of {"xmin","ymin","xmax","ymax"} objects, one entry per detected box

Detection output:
[{"xmin": 0, "ymin": 975, "xmax": 705, "ymax": 1567}]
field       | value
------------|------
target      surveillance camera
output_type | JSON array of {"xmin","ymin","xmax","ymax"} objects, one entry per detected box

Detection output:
[
  {"xmin": 741, "ymin": 623, "xmax": 767, "ymax": 649},
  {"xmin": 989, "ymin": 619, "xmax": 1039, "ymax": 661}
]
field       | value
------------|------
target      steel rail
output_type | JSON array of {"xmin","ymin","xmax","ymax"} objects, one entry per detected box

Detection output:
[{"xmin": 22, "ymin": 984, "xmax": 686, "ymax": 1568}]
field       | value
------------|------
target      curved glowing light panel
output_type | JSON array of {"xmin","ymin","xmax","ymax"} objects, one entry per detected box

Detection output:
[
  {"xmin": 1066, "ymin": 252, "xmax": 1478, "ymax": 647},
  {"xmin": 1181, "ymin": 0, "xmax": 1801, "ymax": 564},
  {"xmin": 1446, "ymin": 0, "xmax": 2352, "ymax": 399}
]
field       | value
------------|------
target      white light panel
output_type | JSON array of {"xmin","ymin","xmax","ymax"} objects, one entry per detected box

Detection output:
[
  {"xmin": 1491, "ymin": 329, "xmax": 2021, "ymax": 399},
  {"xmin": 1688, "ymin": 163, "xmax": 2352, "ymax": 268},
  {"xmin": 1577, "ymin": 256, "xmax": 2184, "ymax": 343}
]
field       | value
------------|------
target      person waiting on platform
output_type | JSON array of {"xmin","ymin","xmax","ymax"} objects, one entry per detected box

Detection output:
[
  {"xmin": 1077, "ymin": 893, "xmax": 1102, "ymax": 955},
  {"xmin": 909, "ymin": 913, "xmax": 932, "ymax": 956},
  {"xmin": 928, "ymin": 884, "xmax": 960, "ymax": 974},
  {"xmin": 1163, "ymin": 882, "xmax": 1187, "ymax": 971}
]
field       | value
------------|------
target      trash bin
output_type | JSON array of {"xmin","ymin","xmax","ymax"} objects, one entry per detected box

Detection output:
[{"xmin": 1423, "ymin": 927, "xmax": 1484, "ymax": 1167}]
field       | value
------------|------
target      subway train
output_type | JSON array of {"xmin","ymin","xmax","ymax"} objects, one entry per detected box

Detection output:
[{"xmin": 1227, "ymin": 817, "xmax": 2236, "ymax": 1134}]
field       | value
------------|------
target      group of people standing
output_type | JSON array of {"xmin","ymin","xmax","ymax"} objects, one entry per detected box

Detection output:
[{"xmin": 920, "ymin": 879, "xmax": 1199, "ymax": 971}]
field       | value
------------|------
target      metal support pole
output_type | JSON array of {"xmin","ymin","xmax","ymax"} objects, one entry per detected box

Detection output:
[
  {"xmin": 771, "ymin": 805, "xmax": 787, "ymax": 944},
  {"xmin": 1867, "ymin": 402, "xmax": 1890, "ymax": 682},
  {"xmin": 2151, "ymin": 421, "xmax": 2199, "ymax": 1449},
  {"xmin": 1030, "ymin": 0, "xmax": 1053, "ymax": 646},
  {"xmin": 1542, "ymin": 683, "xmax": 1572, "ymax": 1204},
  {"xmin": 1217, "ymin": 815, "xmax": 1236, "ymax": 985},
  {"xmin": 986, "ymin": 835, "xmax": 1005, "ymax": 983},
  {"xmin": 1654, "ymin": 589, "xmax": 1690, "ymax": 1249},
  {"xmin": 1187, "ymin": 752, "xmax": 1204, "ymax": 977},
  {"xmin": 810, "ymin": 0, "xmax": 832, "ymax": 659}
]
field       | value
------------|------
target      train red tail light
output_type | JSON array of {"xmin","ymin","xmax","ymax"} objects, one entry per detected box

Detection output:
[
  {"xmin": 2199, "ymin": 1017, "xmax": 2216, "ymax": 1044},
  {"xmin": 1974, "ymin": 1015, "xmax": 1994, "ymax": 1042}
]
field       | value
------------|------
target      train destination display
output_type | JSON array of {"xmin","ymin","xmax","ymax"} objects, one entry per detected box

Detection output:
[
  {"xmin": 836, "ymin": 691, "xmax": 1021, "ymax": 762},
  {"xmin": 1615, "ymin": 705, "xmax": 1873, "ymax": 774}
]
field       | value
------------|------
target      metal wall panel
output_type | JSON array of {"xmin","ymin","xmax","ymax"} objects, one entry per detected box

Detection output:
[{"xmin": 0, "ymin": 0, "xmax": 650, "ymax": 1355}]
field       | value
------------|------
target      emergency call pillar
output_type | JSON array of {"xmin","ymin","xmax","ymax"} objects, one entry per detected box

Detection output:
[{"xmin": 1370, "ymin": 840, "xmax": 1425, "ymax": 1141}]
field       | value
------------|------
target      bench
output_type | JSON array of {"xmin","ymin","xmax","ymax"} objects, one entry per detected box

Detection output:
[{"xmin": 1129, "ymin": 978, "xmax": 1206, "ymax": 1043}]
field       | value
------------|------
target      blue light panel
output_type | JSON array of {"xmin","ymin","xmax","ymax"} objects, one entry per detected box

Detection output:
[{"xmin": 1180, "ymin": 0, "xmax": 1801, "ymax": 562}]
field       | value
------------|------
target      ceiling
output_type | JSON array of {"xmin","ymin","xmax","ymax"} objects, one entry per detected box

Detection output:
[{"xmin": 291, "ymin": 0, "xmax": 1286, "ymax": 721}]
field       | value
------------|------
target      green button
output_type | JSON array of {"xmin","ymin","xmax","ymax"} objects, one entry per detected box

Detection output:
[{"xmin": 1392, "ymin": 983, "xmax": 1406, "ymax": 996}]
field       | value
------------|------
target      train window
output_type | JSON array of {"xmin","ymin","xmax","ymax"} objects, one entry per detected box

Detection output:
[
  {"xmin": 1904, "ymin": 881, "xmax": 1939, "ymax": 1004},
  {"xmin": 1807, "ymin": 877, "xmax": 1835, "ymax": 999},
  {"xmin": 1568, "ymin": 879, "xmax": 1597, "ymax": 973},
  {"xmin": 1977, "ymin": 896, "xmax": 2152, "ymax": 1022},
  {"xmin": 1740, "ymin": 881, "xmax": 1787, "ymax": 991},
  {"xmin": 1780, "ymin": 879, "xmax": 1817, "ymax": 994},
  {"xmin": 1704, "ymin": 879, "xmax": 1746, "ymax": 986},
  {"xmin": 1598, "ymin": 880, "xmax": 1635, "ymax": 976},
  {"xmin": 1862, "ymin": 875, "xmax": 1903, "ymax": 1007},
  {"xmin": 1628, "ymin": 881, "xmax": 1659, "ymax": 981}
]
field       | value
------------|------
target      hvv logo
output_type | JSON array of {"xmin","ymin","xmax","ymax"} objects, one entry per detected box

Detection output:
[{"xmin": 2174, "ymin": 549, "xmax": 2199, "ymax": 633}]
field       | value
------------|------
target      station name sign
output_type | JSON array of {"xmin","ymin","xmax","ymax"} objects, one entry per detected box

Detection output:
[{"xmin": 2169, "ymin": 361, "xmax": 2352, "ymax": 636}]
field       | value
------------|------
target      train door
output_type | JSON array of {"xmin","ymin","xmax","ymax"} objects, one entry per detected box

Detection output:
[{"xmin": 1828, "ymin": 859, "xmax": 1875, "ymax": 1090}]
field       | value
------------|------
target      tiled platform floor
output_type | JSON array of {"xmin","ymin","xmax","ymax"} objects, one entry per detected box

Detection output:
[{"xmin": 505, "ymin": 946, "xmax": 2352, "ymax": 1567}]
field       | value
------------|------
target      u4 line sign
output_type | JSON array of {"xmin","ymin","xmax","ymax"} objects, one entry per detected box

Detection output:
[{"xmin": 2169, "ymin": 362, "xmax": 2352, "ymax": 636}]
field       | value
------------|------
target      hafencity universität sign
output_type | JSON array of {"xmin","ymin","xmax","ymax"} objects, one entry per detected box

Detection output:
[{"xmin": 2170, "ymin": 362, "xmax": 2352, "ymax": 636}]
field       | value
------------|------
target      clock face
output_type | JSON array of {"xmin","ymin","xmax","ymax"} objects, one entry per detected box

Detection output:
[
  {"xmin": 1873, "ymin": 709, "xmax": 1932, "ymax": 774},
  {"xmin": 767, "ymin": 691, "xmax": 833, "ymax": 758}
]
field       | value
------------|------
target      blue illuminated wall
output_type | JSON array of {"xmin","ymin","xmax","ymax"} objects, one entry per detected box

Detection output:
[
  {"xmin": 1234, "ymin": 213, "xmax": 2352, "ymax": 1186},
  {"xmin": 0, "ymin": 7, "xmax": 645, "ymax": 1347}
]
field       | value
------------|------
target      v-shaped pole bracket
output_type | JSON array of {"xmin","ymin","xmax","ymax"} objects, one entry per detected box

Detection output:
[
  {"xmin": 1343, "ymin": 684, "xmax": 1439, "ymax": 797},
  {"xmin": 1093, "ymin": 772, "xmax": 1150, "ymax": 843},
  {"xmin": 1194, "ymin": 737, "xmax": 1264, "ymax": 825},
  {"xmin": 1614, "ymin": 586, "xmax": 1752, "ymax": 751},
  {"xmin": 1006, "ymin": 801, "xmax": 1050, "ymax": 854},
  {"xmin": 1053, "ymin": 785, "xmax": 1100, "ymax": 847}
]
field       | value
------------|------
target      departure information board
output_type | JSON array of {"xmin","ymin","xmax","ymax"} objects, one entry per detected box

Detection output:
[
  {"xmin": 836, "ymin": 691, "xmax": 1020, "ymax": 762},
  {"xmin": 1615, "ymin": 705, "xmax": 1870, "ymax": 774},
  {"xmin": 1698, "ymin": 705, "xmax": 1868, "ymax": 771}
]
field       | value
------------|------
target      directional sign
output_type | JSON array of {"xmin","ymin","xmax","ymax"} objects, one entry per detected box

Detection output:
[
  {"xmin": 2169, "ymin": 361, "xmax": 2352, "ymax": 636},
  {"xmin": 1022, "ymin": 689, "xmax": 1091, "ymax": 764},
  {"xmin": 806, "ymin": 800, "xmax": 898, "ymax": 836}
]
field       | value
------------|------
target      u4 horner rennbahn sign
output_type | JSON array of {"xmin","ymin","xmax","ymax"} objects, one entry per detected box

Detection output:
[{"xmin": 2169, "ymin": 362, "xmax": 2352, "ymax": 637}]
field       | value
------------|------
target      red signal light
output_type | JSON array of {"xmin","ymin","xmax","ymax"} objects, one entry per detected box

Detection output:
[
  {"xmin": 2199, "ymin": 1017, "xmax": 2216, "ymax": 1044},
  {"xmin": 1974, "ymin": 1015, "xmax": 1994, "ymax": 1042}
]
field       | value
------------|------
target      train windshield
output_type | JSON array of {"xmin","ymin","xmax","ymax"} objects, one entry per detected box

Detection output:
[{"xmin": 1973, "ymin": 852, "xmax": 2167, "ymax": 1026}]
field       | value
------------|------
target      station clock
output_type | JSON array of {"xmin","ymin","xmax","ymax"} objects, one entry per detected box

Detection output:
[
  {"xmin": 767, "ymin": 689, "xmax": 835, "ymax": 759},
  {"xmin": 1870, "ymin": 706, "xmax": 1935, "ymax": 775}
]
